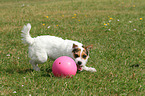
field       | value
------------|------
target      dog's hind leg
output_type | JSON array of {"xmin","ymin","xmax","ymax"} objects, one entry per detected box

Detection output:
[
  {"xmin": 29, "ymin": 51, "xmax": 48, "ymax": 71},
  {"xmin": 30, "ymin": 60, "xmax": 40, "ymax": 71}
]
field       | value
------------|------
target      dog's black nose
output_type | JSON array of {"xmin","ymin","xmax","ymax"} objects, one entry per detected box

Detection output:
[{"xmin": 78, "ymin": 61, "xmax": 82, "ymax": 65}]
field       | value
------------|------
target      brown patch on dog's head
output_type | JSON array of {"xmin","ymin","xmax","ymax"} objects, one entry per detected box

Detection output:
[
  {"xmin": 72, "ymin": 44, "xmax": 93, "ymax": 59},
  {"xmin": 81, "ymin": 49, "xmax": 88, "ymax": 60},
  {"xmin": 72, "ymin": 48, "xmax": 81, "ymax": 58},
  {"xmin": 72, "ymin": 44, "xmax": 81, "ymax": 58},
  {"xmin": 85, "ymin": 45, "xmax": 93, "ymax": 54},
  {"xmin": 82, "ymin": 45, "xmax": 93, "ymax": 59}
]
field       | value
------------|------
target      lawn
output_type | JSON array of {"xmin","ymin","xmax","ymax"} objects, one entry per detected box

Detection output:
[{"xmin": 0, "ymin": 0, "xmax": 145, "ymax": 95}]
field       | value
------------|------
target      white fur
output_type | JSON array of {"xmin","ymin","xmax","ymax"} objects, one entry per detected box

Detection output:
[{"xmin": 21, "ymin": 23, "xmax": 96, "ymax": 72}]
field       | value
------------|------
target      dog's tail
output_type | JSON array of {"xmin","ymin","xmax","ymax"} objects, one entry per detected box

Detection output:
[{"xmin": 21, "ymin": 23, "xmax": 34, "ymax": 45}]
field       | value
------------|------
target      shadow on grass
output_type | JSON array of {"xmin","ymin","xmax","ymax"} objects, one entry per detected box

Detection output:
[
  {"xmin": 17, "ymin": 68, "xmax": 34, "ymax": 74},
  {"xmin": 4, "ymin": 68, "xmax": 54, "ymax": 77},
  {"xmin": 4, "ymin": 68, "xmax": 34, "ymax": 74}
]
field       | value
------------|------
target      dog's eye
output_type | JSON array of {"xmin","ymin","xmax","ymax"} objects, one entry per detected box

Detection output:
[
  {"xmin": 82, "ymin": 55, "xmax": 87, "ymax": 59},
  {"xmin": 74, "ymin": 54, "xmax": 79, "ymax": 58}
]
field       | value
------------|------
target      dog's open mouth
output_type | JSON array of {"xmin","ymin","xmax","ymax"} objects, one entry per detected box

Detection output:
[{"xmin": 77, "ymin": 65, "xmax": 82, "ymax": 71}]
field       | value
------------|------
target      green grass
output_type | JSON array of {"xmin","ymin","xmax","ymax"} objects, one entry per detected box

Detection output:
[{"xmin": 0, "ymin": 0, "xmax": 145, "ymax": 95}]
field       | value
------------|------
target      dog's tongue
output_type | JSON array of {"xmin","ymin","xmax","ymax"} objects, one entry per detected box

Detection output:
[{"xmin": 77, "ymin": 65, "xmax": 82, "ymax": 71}]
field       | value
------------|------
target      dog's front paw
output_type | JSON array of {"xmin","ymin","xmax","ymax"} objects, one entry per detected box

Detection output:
[
  {"xmin": 83, "ymin": 66, "xmax": 97, "ymax": 72},
  {"xmin": 89, "ymin": 67, "xmax": 97, "ymax": 72}
]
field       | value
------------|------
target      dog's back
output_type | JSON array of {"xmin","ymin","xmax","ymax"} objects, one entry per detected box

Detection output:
[{"xmin": 30, "ymin": 35, "xmax": 73, "ymax": 59}]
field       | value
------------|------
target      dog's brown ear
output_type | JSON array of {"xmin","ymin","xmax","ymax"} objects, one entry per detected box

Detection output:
[
  {"xmin": 86, "ymin": 44, "xmax": 93, "ymax": 49},
  {"xmin": 84, "ymin": 45, "xmax": 93, "ymax": 55},
  {"xmin": 73, "ymin": 44, "xmax": 78, "ymax": 48}
]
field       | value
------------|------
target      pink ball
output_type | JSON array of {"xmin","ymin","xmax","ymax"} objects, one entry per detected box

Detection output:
[{"xmin": 52, "ymin": 56, "xmax": 77, "ymax": 77}]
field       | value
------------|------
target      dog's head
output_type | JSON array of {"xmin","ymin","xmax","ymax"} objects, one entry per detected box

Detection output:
[{"xmin": 72, "ymin": 44, "xmax": 93, "ymax": 71}]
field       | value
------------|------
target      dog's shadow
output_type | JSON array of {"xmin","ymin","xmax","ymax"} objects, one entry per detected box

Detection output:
[
  {"xmin": 18, "ymin": 68, "xmax": 53, "ymax": 77},
  {"xmin": 4, "ymin": 67, "xmax": 53, "ymax": 77},
  {"xmin": 17, "ymin": 68, "xmax": 34, "ymax": 74},
  {"xmin": 3, "ymin": 68, "xmax": 32, "ymax": 74}
]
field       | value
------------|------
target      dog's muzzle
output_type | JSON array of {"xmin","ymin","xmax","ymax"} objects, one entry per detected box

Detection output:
[{"xmin": 77, "ymin": 61, "xmax": 82, "ymax": 71}]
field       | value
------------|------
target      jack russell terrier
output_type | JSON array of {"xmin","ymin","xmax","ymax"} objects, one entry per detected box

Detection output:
[{"xmin": 21, "ymin": 23, "xmax": 96, "ymax": 72}]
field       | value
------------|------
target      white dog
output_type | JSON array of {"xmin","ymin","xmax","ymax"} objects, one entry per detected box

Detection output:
[{"xmin": 21, "ymin": 23, "xmax": 96, "ymax": 72}]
